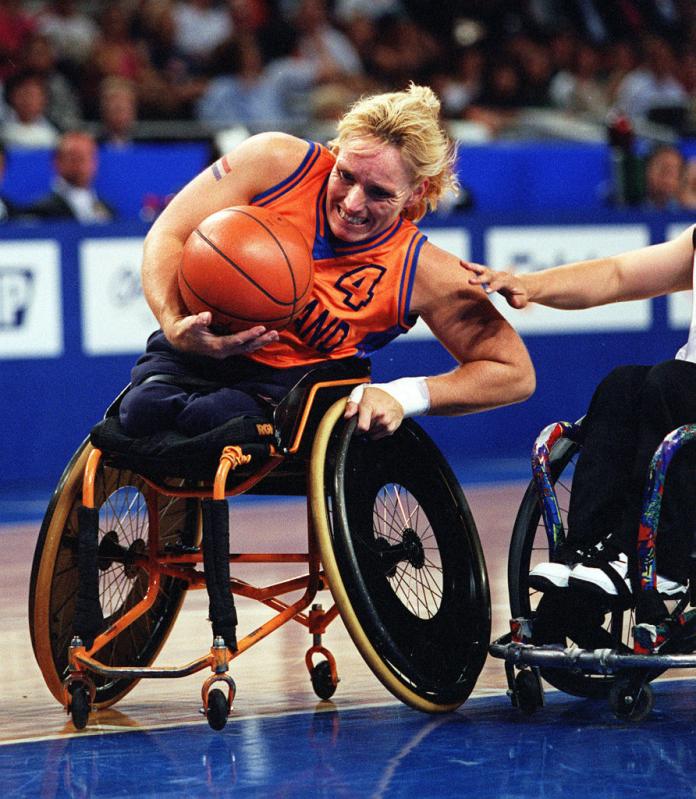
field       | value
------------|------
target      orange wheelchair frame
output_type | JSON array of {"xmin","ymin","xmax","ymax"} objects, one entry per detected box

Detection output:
[{"xmin": 30, "ymin": 362, "xmax": 491, "ymax": 730}]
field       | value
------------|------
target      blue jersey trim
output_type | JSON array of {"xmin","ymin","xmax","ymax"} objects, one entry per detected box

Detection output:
[
  {"xmin": 251, "ymin": 140, "xmax": 320, "ymax": 205},
  {"xmin": 398, "ymin": 232, "xmax": 426, "ymax": 329}
]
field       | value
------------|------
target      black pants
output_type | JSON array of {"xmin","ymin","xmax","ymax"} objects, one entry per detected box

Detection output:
[
  {"xmin": 119, "ymin": 330, "xmax": 318, "ymax": 437},
  {"xmin": 567, "ymin": 360, "xmax": 696, "ymax": 582}
]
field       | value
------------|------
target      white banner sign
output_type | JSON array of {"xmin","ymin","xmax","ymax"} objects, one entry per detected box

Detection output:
[
  {"xmin": 80, "ymin": 238, "xmax": 156, "ymax": 355},
  {"xmin": 0, "ymin": 240, "xmax": 62, "ymax": 359},
  {"xmin": 485, "ymin": 225, "xmax": 652, "ymax": 333}
]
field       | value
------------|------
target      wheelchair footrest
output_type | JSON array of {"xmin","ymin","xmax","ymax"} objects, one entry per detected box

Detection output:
[{"xmin": 489, "ymin": 633, "xmax": 696, "ymax": 673}]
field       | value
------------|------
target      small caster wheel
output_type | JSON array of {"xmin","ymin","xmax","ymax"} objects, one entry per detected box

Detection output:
[
  {"xmin": 513, "ymin": 669, "xmax": 543, "ymax": 715},
  {"xmin": 207, "ymin": 688, "xmax": 229, "ymax": 731},
  {"xmin": 608, "ymin": 678, "xmax": 654, "ymax": 722},
  {"xmin": 70, "ymin": 684, "xmax": 91, "ymax": 730},
  {"xmin": 311, "ymin": 660, "xmax": 337, "ymax": 700}
]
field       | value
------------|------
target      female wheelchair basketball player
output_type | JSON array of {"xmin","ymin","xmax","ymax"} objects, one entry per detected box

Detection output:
[
  {"xmin": 30, "ymin": 83, "xmax": 534, "ymax": 731},
  {"xmin": 123, "ymin": 82, "xmax": 533, "ymax": 441},
  {"xmin": 469, "ymin": 223, "xmax": 696, "ymax": 719}
]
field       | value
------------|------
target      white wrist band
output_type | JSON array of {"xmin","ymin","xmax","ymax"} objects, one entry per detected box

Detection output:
[{"xmin": 348, "ymin": 377, "xmax": 431, "ymax": 418}]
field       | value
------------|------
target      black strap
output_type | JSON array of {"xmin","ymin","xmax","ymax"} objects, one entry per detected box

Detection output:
[
  {"xmin": 581, "ymin": 557, "xmax": 633, "ymax": 602},
  {"xmin": 201, "ymin": 498, "xmax": 238, "ymax": 651}
]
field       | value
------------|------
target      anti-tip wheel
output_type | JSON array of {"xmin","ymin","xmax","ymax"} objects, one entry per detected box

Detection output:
[
  {"xmin": 206, "ymin": 687, "xmax": 229, "ymax": 731},
  {"xmin": 608, "ymin": 677, "xmax": 654, "ymax": 722},
  {"xmin": 513, "ymin": 669, "xmax": 544, "ymax": 715},
  {"xmin": 69, "ymin": 683, "xmax": 91, "ymax": 730},
  {"xmin": 311, "ymin": 660, "xmax": 337, "ymax": 700}
]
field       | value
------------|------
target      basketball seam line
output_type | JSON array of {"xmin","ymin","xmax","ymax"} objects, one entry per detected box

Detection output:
[
  {"xmin": 179, "ymin": 270, "xmax": 295, "ymax": 323},
  {"xmin": 196, "ymin": 228, "xmax": 297, "ymax": 306}
]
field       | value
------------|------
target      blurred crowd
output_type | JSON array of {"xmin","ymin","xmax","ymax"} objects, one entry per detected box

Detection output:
[{"xmin": 1, "ymin": 0, "xmax": 696, "ymax": 219}]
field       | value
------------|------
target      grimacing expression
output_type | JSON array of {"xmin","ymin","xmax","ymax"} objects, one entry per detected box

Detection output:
[{"xmin": 326, "ymin": 136, "xmax": 427, "ymax": 242}]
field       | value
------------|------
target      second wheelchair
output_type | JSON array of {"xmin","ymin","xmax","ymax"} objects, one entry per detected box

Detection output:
[{"xmin": 491, "ymin": 419, "xmax": 696, "ymax": 721}]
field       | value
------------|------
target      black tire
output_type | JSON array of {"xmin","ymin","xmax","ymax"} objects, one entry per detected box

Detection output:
[
  {"xmin": 508, "ymin": 436, "xmax": 640, "ymax": 698},
  {"xmin": 69, "ymin": 683, "xmax": 91, "ymax": 730},
  {"xmin": 513, "ymin": 669, "xmax": 543, "ymax": 715},
  {"xmin": 310, "ymin": 659, "xmax": 337, "ymax": 700},
  {"xmin": 207, "ymin": 688, "xmax": 229, "ymax": 731},
  {"xmin": 311, "ymin": 402, "xmax": 490, "ymax": 713},
  {"xmin": 29, "ymin": 441, "xmax": 198, "ymax": 708}
]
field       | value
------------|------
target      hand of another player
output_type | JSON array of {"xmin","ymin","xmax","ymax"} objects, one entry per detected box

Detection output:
[
  {"xmin": 344, "ymin": 386, "xmax": 405, "ymax": 440},
  {"xmin": 163, "ymin": 311, "xmax": 279, "ymax": 358},
  {"xmin": 462, "ymin": 261, "xmax": 530, "ymax": 309}
]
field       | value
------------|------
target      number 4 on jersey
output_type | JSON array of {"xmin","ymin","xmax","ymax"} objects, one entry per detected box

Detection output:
[{"xmin": 335, "ymin": 264, "xmax": 386, "ymax": 311}]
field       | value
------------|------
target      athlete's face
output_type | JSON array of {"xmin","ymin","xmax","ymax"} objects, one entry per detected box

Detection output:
[{"xmin": 326, "ymin": 136, "xmax": 427, "ymax": 242}]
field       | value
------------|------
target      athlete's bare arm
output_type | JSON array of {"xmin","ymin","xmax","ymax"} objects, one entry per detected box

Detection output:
[
  {"xmin": 350, "ymin": 241, "xmax": 536, "ymax": 437},
  {"xmin": 464, "ymin": 223, "xmax": 696, "ymax": 310},
  {"xmin": 414, "ymin": 241, "xmax": 535, "ymax": 415},
  {"xmin": 142, "ymin": 132, "xmax": 311, "ymax": 358}
]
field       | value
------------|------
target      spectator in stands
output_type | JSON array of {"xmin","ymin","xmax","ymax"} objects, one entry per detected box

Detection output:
[
  {"xmin": 0, "ymin": 0, "xmax": 37, "ymax": 82},
  {"xmin": 97, "ymin": 77, "xmax": 138, "ymax": 148},
  {"xmin": 641, "ymin": 143, "xmax": 685, "ymax": 211},
  {"xmin": 292, "ymin": 0, "xmax": 363, "ymax": 77},
  {"xmin": 465, "ymin": 58, "xmax": 525, "ymax": 137},
  {"xmin": 20, "ymin": 32, "xmax": 83, "ymax": 132},
  {"xmin": 195, "ymin": 23, "xmax": 358, "ymax": 131},
  {"xmin": 514, "ymin": 37, "xmax": 554, "ymax": 107},
  {"xmin": 549, "ymin": 41, "xmax": 610, "ymax": 121},
  {"xmin": 194, "ymin": 32, "xmax": 279, "ymax": 128},
  {"xmin": 23, "ymin": 130, "xmax": 115, "ymax": 222},
  {"xmin": 368, "ymin": 12, "xmax": 441, "ymax": 88},
  {"xmin": 34, "ymin": 0, "xmax": 99, "ymax": 82},
  {"xmin": 603, "ymin": 39, "xmax": 640, "ymax": 107},
  {"xmin": 431, "ymin": 46, "xmax": 485, "ymax": 122},
  {"xmin": 614, "ymin": 35, "xmax": 689, "ymax": 131},
  {"xmin": 79, "ymin": 4, "xmax": 145, "ymax": 120},
  {"xmin": 1, "ymin": 70, "xmax": 60, "ymax": 149},
  {"xmin": 129, "ymin": 0, "xmax": 207, "ymax": 121},
  {"xmin": 171, "ymin": 0, "xmax": 233, "ymax": 74},
  {"xmin": 679, "ymin": 157, "xmax": 696, "ymax": 210}
]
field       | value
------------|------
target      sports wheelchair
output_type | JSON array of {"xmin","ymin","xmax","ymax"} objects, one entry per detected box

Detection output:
[
  {"xmin": 490, "ymin": 419, "xmax": 696, "ymax": 722},
  {"xmin": 29, "ymin": 359, "xmax": 490, "ymax": 731}
]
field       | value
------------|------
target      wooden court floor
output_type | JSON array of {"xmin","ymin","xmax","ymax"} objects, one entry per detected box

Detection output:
[{"xmin": 1, "ymin": 483, "xmax": 523, "ymax": 742}]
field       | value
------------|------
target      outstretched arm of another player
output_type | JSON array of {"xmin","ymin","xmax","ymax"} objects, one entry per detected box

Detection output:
[{"xmin": 463, "ymin": 223, "xmax": 695, "ymax": 310}]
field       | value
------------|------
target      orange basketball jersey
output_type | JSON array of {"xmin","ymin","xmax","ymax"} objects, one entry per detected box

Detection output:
[{"xmin": 246, "ymin": 140, "xmax": 427, "ymax": 368}]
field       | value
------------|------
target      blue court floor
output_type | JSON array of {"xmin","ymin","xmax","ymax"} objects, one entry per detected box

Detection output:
[
  {"xmin": 3, "ymin": 683, "xmax": 696, "ymax": 799},
  {"xmin": 5, "ymin": 477, "xmax": 696, "ymax": 798}
]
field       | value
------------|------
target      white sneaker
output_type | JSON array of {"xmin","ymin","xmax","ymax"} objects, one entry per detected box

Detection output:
[
  {"xmin": 529, "ymin": 561, "xmax": 572, "ymax": 592},
  {"xmin": 655, "ymin": 575, "xmax": 688, "ymax": 599},
  {"xmin": 569, "ymin": 551, "xmax": 631, "ymax": 599},
  {"xmin": 569, "ymin": 550, "xmax": 688, "ymax": 601}
]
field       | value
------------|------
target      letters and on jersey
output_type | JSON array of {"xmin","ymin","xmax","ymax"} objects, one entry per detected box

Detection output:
[{"xmin": 246, "ymin": 141, "xmax": 427, "ymax": 367}]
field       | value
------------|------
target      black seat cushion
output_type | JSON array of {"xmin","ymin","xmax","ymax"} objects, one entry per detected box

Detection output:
[{"xmin": 90, "ymin": 414, "xmax": 276, "ymax": 481}]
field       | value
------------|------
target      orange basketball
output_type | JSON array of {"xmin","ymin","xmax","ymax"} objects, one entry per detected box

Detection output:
[{"xmin": 178, "ymin": 205, "xmax": 314, "ymax": 332}]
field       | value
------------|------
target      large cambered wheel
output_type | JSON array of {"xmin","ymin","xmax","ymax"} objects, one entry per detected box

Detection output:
[
  {"xmin": 508, "ymin": 435, "xmax": 665, "ymax": 698},
  {"xmin": 311, "ymin": 401, "xmax": 491, "ymax": 713},
  {"xmin": 29, "ymin": 441, "xmax": 200, "ymax": 709}
]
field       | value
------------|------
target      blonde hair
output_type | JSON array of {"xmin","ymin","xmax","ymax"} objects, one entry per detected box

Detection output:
[{"xmin": 328, "ymin": 83, "xmax": 459, "ymax": 221}]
